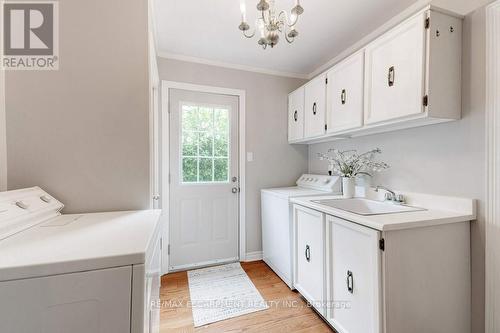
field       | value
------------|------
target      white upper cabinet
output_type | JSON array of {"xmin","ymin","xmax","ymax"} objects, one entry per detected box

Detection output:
[
  {"xmin": 288, "ymin": 87, "xmax": 305, "ymax": 142},
  {"xmin": 287, "ymin": 6, "xmax": 462, "ymax": 144},
  {"xmin": 327, "ymin": 52, "xmax": 365, "ymax": 133},
  {"xmin": 304, "ymin": 74, "xmax": 327, "ymax": 138},
  {"xmin": 327, "ymin": 215, "xmax": 381, "ymax": 333},
  {"xmin": 364, "ymin": 12, "xmax": 426, "ymax": 124}
]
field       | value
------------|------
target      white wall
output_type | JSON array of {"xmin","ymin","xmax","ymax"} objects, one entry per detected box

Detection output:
[
  {"xmin": 157, "ymin": 58, "xmax": 308, "ymax": 254},
  {"xmin": 309, "ymin": 8, "xmax": 486, "ymax": 332},
  {"xmin": 0, "ymin": 68, "xmax": 6, "ymax": 191},
  {"xmin": 4, "ymin": 0, "xmax": 151, "ymax": 213}
]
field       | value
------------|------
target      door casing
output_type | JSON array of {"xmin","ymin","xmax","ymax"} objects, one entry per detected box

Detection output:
[{"xmin": 160, "ymin": 81, "xmax": 246, "ymax": 274}]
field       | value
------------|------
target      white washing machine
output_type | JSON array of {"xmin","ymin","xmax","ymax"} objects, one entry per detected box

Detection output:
[
  {"xmin": 0, "ymin": 187, "xmax": 162, "ymax": 333},
  {"xmin": 261, "ymin": 174, "xmax": 341, "ymax": 289}
]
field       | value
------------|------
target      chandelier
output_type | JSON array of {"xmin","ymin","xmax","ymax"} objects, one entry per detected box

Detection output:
[{"xmin": 238, "ymin": 0, "xmax": 304, "ymax": 49}]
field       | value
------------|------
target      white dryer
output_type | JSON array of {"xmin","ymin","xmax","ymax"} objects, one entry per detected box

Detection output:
[
  {"xmin": 0, "ymin": 187, "xmax": 162, "ymax": 333},
  {"xmin": 261, "ymin": 174, "xmax": 341, "ymax": 289}
]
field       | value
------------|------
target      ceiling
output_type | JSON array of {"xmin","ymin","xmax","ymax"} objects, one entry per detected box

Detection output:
[{"xmin": 153, "ymin": 0, "xmax": 489, "ymax": 78}]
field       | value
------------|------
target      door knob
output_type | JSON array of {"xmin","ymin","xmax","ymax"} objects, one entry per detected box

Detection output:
[
  {"xmin": 231, "ymin": 187, "xmax": 239, "ymax": 194},
  {"xmin": 232, "ymin": 176, "xmax": 238, "ymax": 183}
]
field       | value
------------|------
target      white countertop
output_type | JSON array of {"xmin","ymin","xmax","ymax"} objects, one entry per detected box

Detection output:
[
  {"xmin": 291, "ymin": 194, "xmax": 476, "ymax": 231},
  {"xmin": 0, "ymin": 209, "xmax": 162, "ymax": 281}
]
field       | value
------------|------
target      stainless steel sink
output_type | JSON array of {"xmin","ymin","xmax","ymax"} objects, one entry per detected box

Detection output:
[{"xmin": 312, "ymin": 198, "xmax": 426, "ymax": 216}]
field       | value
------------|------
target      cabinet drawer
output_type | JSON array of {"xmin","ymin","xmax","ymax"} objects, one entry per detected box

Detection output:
[
  {"xmin": 364, "ymin": 12, "xmax": 427, "ymax": 124},
  {"xmin": 293, "ymin": 205, "xmax": 325, "ymax": 314},
  {"xmin": 327, "ymin": 215, "xmax": 381, "ymax": 333},
  {"xmin": 288, "ymin": 87, "xmax": 305, "ymax": 142},
  {"xmin": 327, "ymin": 52, "xmax": 364, "ymax": 133}
]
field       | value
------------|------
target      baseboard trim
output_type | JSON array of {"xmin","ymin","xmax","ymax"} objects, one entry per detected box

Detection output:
[{"xmin": 244, "ymin": 251, "xmax": 263, "ymax": 262}]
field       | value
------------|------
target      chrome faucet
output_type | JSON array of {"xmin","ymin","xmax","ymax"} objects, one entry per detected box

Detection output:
[{"xmin": 375, "ymin": 185, "xmax": 405, "ymax": 204}]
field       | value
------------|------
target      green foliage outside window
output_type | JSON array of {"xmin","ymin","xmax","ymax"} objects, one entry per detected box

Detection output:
[{"xmin": 181, "ymin": 104, "xmax": 230, "ymax": 183}]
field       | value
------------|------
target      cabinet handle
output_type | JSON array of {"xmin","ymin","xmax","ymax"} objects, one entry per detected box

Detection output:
[
  {"xmin": 346, "ymin": 270, "xmax": 354, "ymax": 294},
  {"xmin": 341, "ymin": 89, "xmax": 347, "ymax": 105},
  {"xmin": 312, "ymin": 102, "xmax": 317, "ymax": 115},
  {"xmin": 305, "ymin": 245, "xmax": 311, "ymax": 262},
  {"xmin": 293, "ymin": 110, "xmax": 298, "ymax": 122},
  {"xmin": 388, "ymin": 66, "xmax": 395, "ymax": 87}
]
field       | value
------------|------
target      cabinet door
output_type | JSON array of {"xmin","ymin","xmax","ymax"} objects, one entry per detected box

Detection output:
[
  {"xmin": 327, "ymin": 216, "xmax": 381, "ymax": 333},
  {"xmin": 327, "ymin": 52, "xmax": 364, "ymax": 133},
  {"xmin": 304, "ymin": 75, "xmax": 327, "ymax": 138},
  {"xmin": 288, "ymin": 87, "xmax": 305, "ymax": 142},
  {"xmin": 294, "ymin": 205, "xmax": 325, "ymax": 314},
  {"xmin": 364, "ymin": 12, "xmax": 427, "ymax": 125}
]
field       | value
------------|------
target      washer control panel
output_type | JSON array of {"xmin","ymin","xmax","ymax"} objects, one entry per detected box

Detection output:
[{"xmin": 296, "ymin": 174, "xmax": 341, "ymax": 192}]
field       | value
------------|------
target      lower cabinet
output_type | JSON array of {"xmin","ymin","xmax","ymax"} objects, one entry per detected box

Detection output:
[
  {"xmin": 326, "ymin": 215, "xmax": 381, "ymax": 333},
  {"xmin": 293, "ymin": 205, "xmax": 325, "ymax": 316},
  {"xmin": 293, "ymin": 204, "xmax": 471, "ymax": 333}
]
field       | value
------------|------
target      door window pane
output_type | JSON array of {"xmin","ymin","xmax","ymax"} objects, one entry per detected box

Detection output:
[
  {"xmin": 180, "ymin": 103, "xmax": 230, "ymax": 183},
  {"xmin": 182, "ymin": 131, "xmax": 197, "ymax": 156},
  {"xmin": 214, "ymin": 158, "xmax": 229, "ymax": 182},
  {"xmin": 199, "ymin": 158, "xmax": 213, "ymax": 182},
  {"xmin": 182, "ymin": 158, "xmax": 197, "ymax": 183},
  {"xmin": 198, "ymin": 131, "xmax": 213, "ymax": 157}
]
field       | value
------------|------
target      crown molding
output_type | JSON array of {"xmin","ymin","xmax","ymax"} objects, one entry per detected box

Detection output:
[{"xmin": 157, "ymin": 51, "xmax": 309, "ymax": 80}]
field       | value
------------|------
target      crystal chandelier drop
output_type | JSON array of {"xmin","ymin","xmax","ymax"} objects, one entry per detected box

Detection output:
[{"xmin": 238, "ymin": 0, "xmax": 304, "ymax": 49}]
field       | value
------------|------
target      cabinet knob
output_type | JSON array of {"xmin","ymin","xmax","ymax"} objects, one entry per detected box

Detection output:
[
  {"xmin": 346, "ymin": 270, "xmax": 354, "ymax": 294},
  {"xmin": 305, "ymin": 245, "xmax": 311, "ymax": 262},
  {"xmin": 312, "ymin": 102, "xmax": 317, "ymax": 115}
]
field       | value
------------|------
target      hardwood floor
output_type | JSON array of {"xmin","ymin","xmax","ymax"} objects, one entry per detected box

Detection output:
[{"xmin": 160, "ymin": 261, "xmax": 333, "ymax": 333}]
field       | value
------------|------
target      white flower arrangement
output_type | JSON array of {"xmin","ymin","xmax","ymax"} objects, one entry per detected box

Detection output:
[{"xmin": 318, "ymin": 148, "xmax": 390, "ymax": 178}]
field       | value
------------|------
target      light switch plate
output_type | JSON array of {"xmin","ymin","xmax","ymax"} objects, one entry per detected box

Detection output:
[{"xmin": 247, "ymin": 152, "xmax": 254, "ymax": 162}]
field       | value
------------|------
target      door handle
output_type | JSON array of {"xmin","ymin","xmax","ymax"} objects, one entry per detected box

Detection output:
[
  {"xmin": 341, "ymin": 89, "xmax": 347, "ymax": 105},
  {"xmin": 305, "ymin": 245, "xmax": 311, "ymax": 262},
  {"xmin": 231, "ymin": 187, "xmax": 239, "ymax": 194},
  {"xmin": 388, "ymin": 66, "xmax": 395, "ymax": 87},
  {"xmin": 312, "ymin": 102, "xmax": 317, "ymax": 115},
  {"xmin": 346, "ymin": 270, "xmax": 354, "ymax": 294}
]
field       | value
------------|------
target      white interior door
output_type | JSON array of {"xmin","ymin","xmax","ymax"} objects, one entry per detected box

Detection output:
[{"xmin": 169, "ymin": 89, "xmax": 239, "ymax": 271}]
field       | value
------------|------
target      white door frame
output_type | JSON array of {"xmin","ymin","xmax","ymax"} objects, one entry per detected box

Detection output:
[
  {"xmin": 0, "ymin": 68, "xmax": 7, "ymax": 191},
  {"xmin": 161, "ymin": 80, "xmax": 246, "ymax": 274},
  {"xmin": 486, "ymin": 1, "xmax": 500, "ymax": 332}
]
